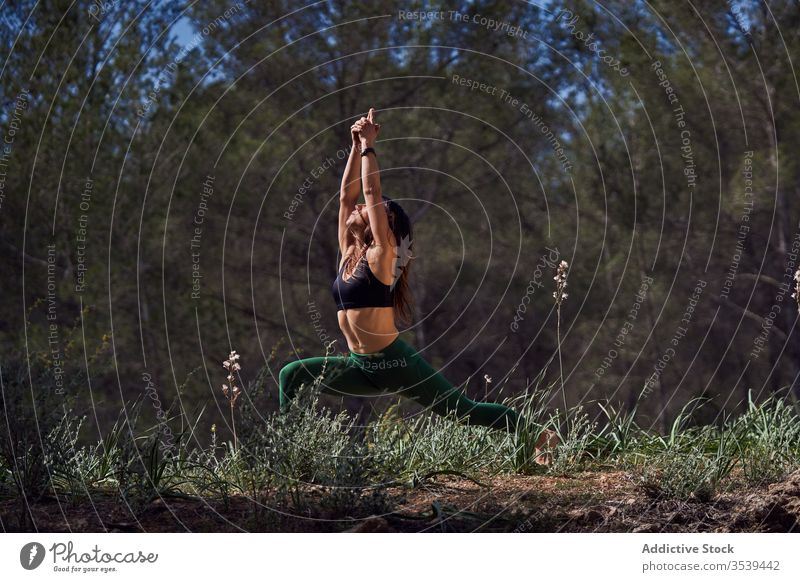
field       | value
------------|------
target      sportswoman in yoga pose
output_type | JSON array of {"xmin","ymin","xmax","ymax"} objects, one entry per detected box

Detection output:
[{"xmin": 278, "ymin": 108, "xmax": 556, "ymax": 457}]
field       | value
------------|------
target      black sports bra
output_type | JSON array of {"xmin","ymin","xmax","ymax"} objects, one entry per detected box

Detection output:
[{"xmin": 331, "ymin": 254, "xmax": 394, "ymax": 311}]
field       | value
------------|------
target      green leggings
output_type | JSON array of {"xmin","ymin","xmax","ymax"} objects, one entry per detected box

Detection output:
[{"xmin": 278, "ymin": 337, "xmax": 522, "ymax": 431}]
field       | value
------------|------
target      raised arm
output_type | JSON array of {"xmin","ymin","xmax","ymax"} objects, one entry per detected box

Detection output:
[
  {"xmin": 359, "ymin": 108, "xmax": 392, "ymax": 247},
  {"xmin": 338, "ymin": 121, "xmax": 363, "ymax": 255}
]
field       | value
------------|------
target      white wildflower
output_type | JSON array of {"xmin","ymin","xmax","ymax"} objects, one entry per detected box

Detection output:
[
  {"xmin": 793, "ymin": 269, "xmax": 800, "ymax": 307},
  {"xmin": 553, "ymin": 260, "xmax": 570, "ymax": 306},
  {"xmin": 221, "ymin": 349, "xmax": 243, "ymax": 452}
]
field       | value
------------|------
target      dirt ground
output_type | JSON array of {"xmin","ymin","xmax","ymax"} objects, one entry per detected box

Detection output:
[{"xmin": 3, "ymin": 468, "xmax": 799, "ymax": 533}]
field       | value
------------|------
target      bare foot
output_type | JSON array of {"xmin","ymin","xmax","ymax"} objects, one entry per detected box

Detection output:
[{"xmin": 534, "ymin": 429, "xmax": 559, "ymax": 466}]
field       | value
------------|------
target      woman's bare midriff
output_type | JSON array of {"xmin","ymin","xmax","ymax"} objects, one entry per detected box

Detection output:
[
  {"xmin": 336, "ymin": 246, "xmax": 399, "ymax": 353},
  {"xmin": 337, "ymin": 307, "xmax": 399, "ymax": 353}
]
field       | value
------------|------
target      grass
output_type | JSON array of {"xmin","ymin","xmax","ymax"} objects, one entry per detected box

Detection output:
[
  {"xmin": 7, "ymin": 252, "xmax": 796, "ymax": 531},
  {"xmin": 2, "ymin": 346, "xmax": 800, "ymax": 530}
]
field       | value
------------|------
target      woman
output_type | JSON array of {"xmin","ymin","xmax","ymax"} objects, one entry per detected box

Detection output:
[{"xmin": 279, "ymin": 109, "xmax": 556, "ymax": 455}]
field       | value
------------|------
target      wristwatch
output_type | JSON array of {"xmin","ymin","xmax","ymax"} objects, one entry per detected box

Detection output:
[{"xmin": 360, "ymin": 147, "xmax": 376, "ymax": 157}]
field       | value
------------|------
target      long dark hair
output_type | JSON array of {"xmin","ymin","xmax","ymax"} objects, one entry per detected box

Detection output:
[{"xmin": 344, "ymin": 197, "xmax": 414, "ymax": 325}]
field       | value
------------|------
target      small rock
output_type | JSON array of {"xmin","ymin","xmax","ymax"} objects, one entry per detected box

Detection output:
[
  {"xmin": 731, "ymin": 496, "xmax": 797, "ymax": 532},
  {"xmin": 667, "ymin": 511, "xmax": 689, "ymax": 525},
  {"xmin": 145, "ymin": 499, "xmax": 168, "ymax": 514},
  {"xmin": 769, "ymin": 471, "xmax": 800, "ymax": 497},
  {"xmin": 580, "ymin": 509, "xmax": 604, "ymax": 523},
  {"xmin": 344, "ymin": 516, "xmax": 392, "ymax": 533}
]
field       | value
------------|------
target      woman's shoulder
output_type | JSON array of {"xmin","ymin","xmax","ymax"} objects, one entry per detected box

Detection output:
[
  {"xmin": 365, "ymin": 244, "xmax": 396, "ymax": 285},
  {"xmin": 368, "ymin": 239, "xmax": 397, "ymax": 256}
]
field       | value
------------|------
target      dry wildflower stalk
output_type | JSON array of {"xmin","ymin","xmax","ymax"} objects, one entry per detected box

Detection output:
[
  {"xmin": 222, "ymin": 350, "xmax": 242, "ymax": 452},
  {"xmin": 553, "ymin": 260, "xmax": 569, "ymax": 415}
]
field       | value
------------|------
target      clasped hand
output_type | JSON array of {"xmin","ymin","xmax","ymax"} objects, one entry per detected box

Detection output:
[{"xmin": 350, "ymin": 107, "xmax": 380, "ymax": 148}]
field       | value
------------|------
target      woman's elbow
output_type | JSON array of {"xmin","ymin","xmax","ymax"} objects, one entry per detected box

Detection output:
[
  {"xmin": 340, "ymin": 185, "xmax": 359, "ymax": 200},
  {"xmin": 363, "ymin": 186, "xmax": 382, "ymax": 199}
]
